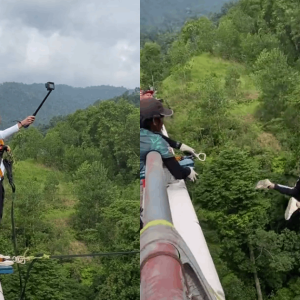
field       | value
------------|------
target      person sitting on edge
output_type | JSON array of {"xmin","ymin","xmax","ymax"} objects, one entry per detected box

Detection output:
[
  {"xmin": 140, "ymin": 92, "xmax": 199, "ymax": 158},
  {"xmin": 140, "ymin": 97, "xmax": 198, "ymax": 181}
]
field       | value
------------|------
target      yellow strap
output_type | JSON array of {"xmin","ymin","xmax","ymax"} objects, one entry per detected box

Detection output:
[
  {"xmin": 140, "ymin": 219, "xmax": 174, "ymax": 235},
  {"xmin": 0, "ymin": 140, "xmax": 4, "ymax": 179},
  {"xmin": 211, "ymin": 289, "xmax": 224, "ymax": 300},
  {"xmin": 26, "ymin": 254, "xmax": 50, "ymax": 261}
]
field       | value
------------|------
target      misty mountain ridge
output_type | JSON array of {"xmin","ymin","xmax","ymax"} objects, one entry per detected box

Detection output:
[
  {"xmin": 141, "ymin": 0, "xmax": 236, "ymax": 32},
  {"xmin": 0, "ymin": 82, "xmax": 133, "ymax": 129}
]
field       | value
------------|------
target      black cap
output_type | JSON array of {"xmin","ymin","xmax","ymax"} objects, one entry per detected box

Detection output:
[{"xmin": 140, "ymin": 97, "xmax": 173, "ymax": 119}]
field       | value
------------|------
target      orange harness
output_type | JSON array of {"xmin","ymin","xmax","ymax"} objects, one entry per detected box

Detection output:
[{"xmin": 0, "ymin": 140, "xmax": 6, "ymax": 179}]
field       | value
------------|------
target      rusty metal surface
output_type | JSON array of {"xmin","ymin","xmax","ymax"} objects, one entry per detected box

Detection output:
[
  {"xmin": 141, "ymin": 225, "xmax": 220, "ymax": 300},
  {"xmin": 141, "ymin": 151, "xmax": 223, "ymax": 300},
  {"xmin": 140, "ymin": 241, "xmax": 186, "ymax": 300},
  {"xmin": 166, "ymin": 180, "xmax": 225, "ymax": 300}
]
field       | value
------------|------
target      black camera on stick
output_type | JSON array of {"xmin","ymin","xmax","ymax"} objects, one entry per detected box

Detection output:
[{"xmin": 24, "ymin": 81, "xmax": 55, "ymax": 128}]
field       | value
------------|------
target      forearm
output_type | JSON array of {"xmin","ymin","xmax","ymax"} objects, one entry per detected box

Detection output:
[
  {"xmin": 163, "ymin": 157, "xmax": 191, "ymax": 180},
  {"xmin": 0, "ymin": 124, "xmax": 20, "ymax": 140},
  {"xmin": 273, "ymin": 184, "xmax": 300, "ymax": 198},
  {"xmin": 158, "ymin": 133, "xmax": 182, "ymax": 149}
]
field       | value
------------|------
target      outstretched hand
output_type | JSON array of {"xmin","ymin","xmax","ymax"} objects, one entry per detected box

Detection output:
[
  {"xmin": 20, "ymin": 116, "xmax": 35, "ymax": 127},
  {"xmin": 180, "ymin": 143, "xmax": 206, "ymax": 161},
  {"xmin": 180, "ymin": 143, "xmax": 195, "ymax": 155},
  {"xmin": 255, "ymin": 179, "xmax": 274, "ymax": 189},
  {"xmin": 188, "ymin": 167, "xmax": 198, "ymax": 182}
]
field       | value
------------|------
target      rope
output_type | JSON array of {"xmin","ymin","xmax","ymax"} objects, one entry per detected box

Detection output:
[
  {"xmin": 10, "ymin": 183, "xmax": 24, "ymax": 297},
  {"xmin": 14, "ymin": 250, "xmax": 139, "ymax": 300},
  {"xmin": 19, "ymin": 259, "xmax": 37, "ymax": 300},
  {"xmin": 1, "ymin": 150, "xmax": 140, "ymax": 299},
  {"xmin": 1, "ymin": 250, "xmax": 140, "ymax": 265}
]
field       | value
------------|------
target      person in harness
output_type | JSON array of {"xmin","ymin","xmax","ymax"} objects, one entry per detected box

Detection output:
[
  {"xmin": 0, "ymin": 116, "xmax": 35, "ymax": 222},
  {"xmin": 256, "ymin": 178, "xmax": 300, "ymax": 226},
  {"xmin": 140, "ymin": 98, "xmax": 199, "ymax": 230},
  {"xmin": 140, "ymin": 91, "xmax": 199, "ymax": 159},
  {"xmin": 140, "ymin": 97, "xmax": 198, "ymax": 181}
]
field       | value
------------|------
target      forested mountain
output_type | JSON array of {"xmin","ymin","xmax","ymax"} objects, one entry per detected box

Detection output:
[
  {"xmin": 141, "ymin": 0, "xmax": 236, "ymax": 33},
  {"xmin": 0, "ymin": 82, "xmax": 132, "ymax": 129},
  {"xmin": 0, "ymin": 92, "xmax": 139, "ymax": 299},
  {"xmin": 141, "ymin": 0, "xmax": 300, "ymax": 299}
]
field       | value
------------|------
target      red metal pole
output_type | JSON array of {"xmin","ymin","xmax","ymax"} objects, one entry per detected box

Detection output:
[
  {"xmin": 140, "ymin": 242, "xmax": 186, "ymax": 300},
  {"xmin": 141, "ymin": 152, "xmax": 186, "ymax": 299}
]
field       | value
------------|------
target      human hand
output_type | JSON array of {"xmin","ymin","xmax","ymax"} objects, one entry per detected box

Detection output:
[
  {"xmin": 188, "ymin": 167, "xmax": 198, "ymax": 182},
  {"xmin": 20, "ymin": 116, "xmax": 35, "ymax": 127}
]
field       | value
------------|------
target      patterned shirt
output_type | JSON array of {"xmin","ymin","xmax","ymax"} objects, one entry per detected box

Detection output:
[{"xmin": 140, "ymin": 128, "xmax": 174, "ymax": 175}]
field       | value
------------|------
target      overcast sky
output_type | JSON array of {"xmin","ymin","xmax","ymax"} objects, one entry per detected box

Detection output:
[{"xmin": 0, "ymin": 0, "xmax": 139, "ymax": 89}]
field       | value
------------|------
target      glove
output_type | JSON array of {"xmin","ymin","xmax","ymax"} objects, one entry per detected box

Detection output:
[
  {"xmin": 255, "ymin": 179, "xmax": 272, "ymax": 189},
  {"xmin": 180, "ymin": 143, "xmax": 195, "ymax": 155},
  {"xmin": 180, "ymin": 143, "xmax": 206, "ymax": 161},
  {"xmin": 187, "ymin": 167, "xmax": 198, "ymax": 182}
]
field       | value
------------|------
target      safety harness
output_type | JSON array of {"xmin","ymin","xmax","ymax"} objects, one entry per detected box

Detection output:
[{"xmin": 0, "ymin": 139, "xmax": 15, "ymax": 223}]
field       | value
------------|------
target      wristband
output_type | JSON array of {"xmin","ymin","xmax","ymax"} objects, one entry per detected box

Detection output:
[{"xmin": 18, "ymin": 121, "xmax": 23, "ymax": 127}]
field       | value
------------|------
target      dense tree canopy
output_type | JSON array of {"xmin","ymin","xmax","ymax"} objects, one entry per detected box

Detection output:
[
  {"xmin": 0, "ymin": 90, "xmax": 139, "ymax": 300},
  {"xmin": 141, "ymin": 1, "xmax": 300, "ymax": 299}
]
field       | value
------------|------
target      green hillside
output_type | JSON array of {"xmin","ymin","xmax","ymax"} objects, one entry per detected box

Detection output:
[
  {"xmin": 0, "ymin": 93, "xmax": 139, "ymax": 300},
  {"xmin": 141, "ymin": 0, "xmax": 300, "ymax": 298},
  {"xmin": 159, "ymin": 53, "xmax": 264, "ymax": 151},
  {"xmin": 0, "ymin": 82, "xmax": 133, "ymax": 129},
  {"xmin": 141, "ymin": 0, "xmax": 236, "ymax": 32},
  {"xmin": 3, "ymin": 160, "xmax": 79, "ymax": 253}
]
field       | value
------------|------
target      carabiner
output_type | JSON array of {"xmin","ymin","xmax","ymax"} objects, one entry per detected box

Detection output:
[{"xmin": 195, "ymin": 153, "xmax": 206, "ymax": 161}]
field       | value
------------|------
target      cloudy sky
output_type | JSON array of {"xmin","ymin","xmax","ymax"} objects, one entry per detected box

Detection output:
[{"xmin": 0, "ymin": 0, "xmax": 139, "ymax": 89}]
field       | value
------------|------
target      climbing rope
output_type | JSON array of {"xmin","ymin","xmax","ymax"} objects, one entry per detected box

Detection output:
[
  {"xmin": 0, "ymin": 143, "xmax": 140, "ymax": 300},
  {"xmin": 0, "ymin": 250, "xmax": 140, "ymax": 300},
  {"xmin": 0, "ymin": 250, "xmax": 140, "ymax": 266}
]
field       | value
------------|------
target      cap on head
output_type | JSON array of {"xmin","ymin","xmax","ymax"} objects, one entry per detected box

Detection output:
[
  {"xmin": 142, "ymin": 90, "xmax": 154, "ymax": 95},
  {"xmin": 140, "ymin": 97, "xmax": 173, "ymax": 119}
]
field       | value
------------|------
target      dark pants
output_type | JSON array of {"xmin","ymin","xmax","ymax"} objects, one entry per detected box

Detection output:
[
  {"xmin": 274, "ymin": 179, "xmax": 300, "ymax": 228},
  {"xmin": 287, "ymin": 209, "xmax": 300, "ymax": 231}
]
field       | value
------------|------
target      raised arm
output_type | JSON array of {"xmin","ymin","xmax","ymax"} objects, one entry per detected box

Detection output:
[
  {"xmin": 0, "ymin": 116, "xmax": 35, "ymax": 140},
  {"xmin": 0, "ymin": 124, "xmax": 20, "ymax": 140}
]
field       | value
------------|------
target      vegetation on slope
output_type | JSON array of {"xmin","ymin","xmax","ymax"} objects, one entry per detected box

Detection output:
[
  {"xmin": 0, "ymin": 82, "xmax": 133, "ymax": 129},
  {"xmin": 141, "ymin": 1, "xmax": 300, "ymax": 299},
  {"xmin": 0, "ymin": 91, "xmax": 139, "ymax": 300}
]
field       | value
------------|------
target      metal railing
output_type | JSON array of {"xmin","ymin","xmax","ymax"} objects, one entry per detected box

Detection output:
[
  {"xmin": 140, "ymin": 151, "xmax": 225, "ymax": 300},
  {"xmin": 143, "ymin": 151, "xmax": 173, "ymax": 225},
  {"xmin": 140, "ymin": 151, "xmax": 187, "ymax": 300}
]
